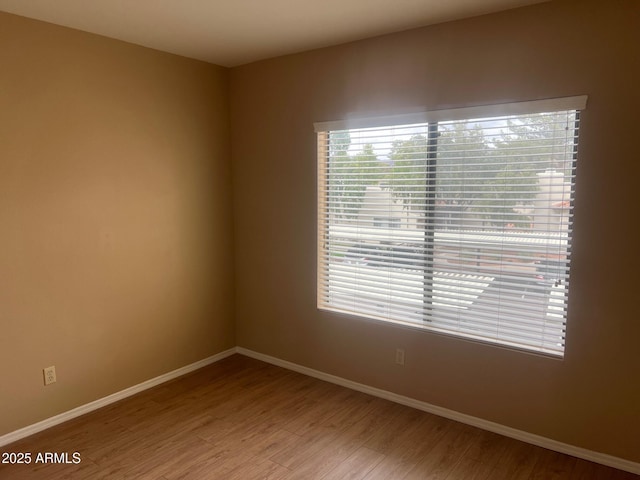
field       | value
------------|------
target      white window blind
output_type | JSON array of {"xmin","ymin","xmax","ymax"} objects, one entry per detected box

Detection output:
[{"xmin": 317, "ymin": 97, "xmax": 586, "ymax": 356}]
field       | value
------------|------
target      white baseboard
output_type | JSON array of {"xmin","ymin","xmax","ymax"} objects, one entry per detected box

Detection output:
[
  {"xmin": 236, "ymin": 347, "xmax": 640, "ymax": 475},
  {"xmin": 3, "ymin": 346, "xmax": 638, "ymax": 475},
  {"xmin": 0, "ymin": 348, "xmax": 237, "ymax": 448}
]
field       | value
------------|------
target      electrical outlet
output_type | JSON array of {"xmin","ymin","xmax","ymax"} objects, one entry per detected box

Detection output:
[
  {"xmin": 395, "ymin": 348, "xmax": 405, "ymax": 365},
  {"xmin": 43, "ymin": 366, "xmax": 56, "ymax": 386}
]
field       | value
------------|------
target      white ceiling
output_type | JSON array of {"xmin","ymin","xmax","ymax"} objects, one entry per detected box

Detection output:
[{"xmin": 0, "ymin": 0, "xmax": 548, "ymax": 67}]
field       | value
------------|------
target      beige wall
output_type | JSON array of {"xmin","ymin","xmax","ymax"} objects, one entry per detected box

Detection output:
[
  {"xmin": 230, "ymin": 0, "xmax": 640, "ymax": 463},
  {"xmin": 0, "ymin": 13, "xmax": 234, "ymax": 435}
]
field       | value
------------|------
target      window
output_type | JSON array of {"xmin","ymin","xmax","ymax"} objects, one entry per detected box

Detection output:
[{"xmin": 316, "ymin": 96, "xmax": 586, "ymax": 356}]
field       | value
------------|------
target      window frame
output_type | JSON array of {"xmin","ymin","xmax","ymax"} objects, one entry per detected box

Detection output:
[{"xmin": 316, "ymin": 96, "xmax": 587, "ymax": 357}]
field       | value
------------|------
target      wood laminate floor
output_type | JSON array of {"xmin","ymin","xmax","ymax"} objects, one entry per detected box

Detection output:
[{"xmin": 1, "ymin": 354, "xmax": 637, "ymax": 479}]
